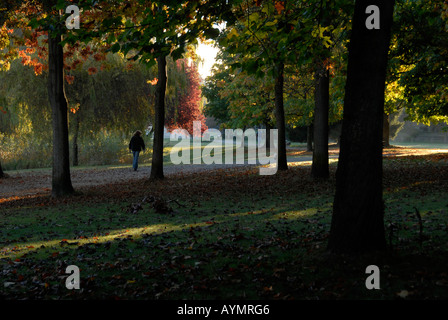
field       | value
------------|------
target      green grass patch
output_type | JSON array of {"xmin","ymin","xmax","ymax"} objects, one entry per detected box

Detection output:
[{"xmin": 1, "ymin": 157, "xmax": 448, "ymax": 300}]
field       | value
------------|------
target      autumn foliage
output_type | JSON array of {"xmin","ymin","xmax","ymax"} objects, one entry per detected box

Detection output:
[
  {"xmin": 2, "ymin": 1, "xmax": 110, "ymax": 81},
  {"xmin": 166, "ymin": 60, "xmax": 208, "ymax": 135}
]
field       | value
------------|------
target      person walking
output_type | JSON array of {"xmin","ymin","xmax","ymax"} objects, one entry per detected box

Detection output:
[{"xmin": 129, "ymin": 130, "xmax": 146, "ymax": 171}]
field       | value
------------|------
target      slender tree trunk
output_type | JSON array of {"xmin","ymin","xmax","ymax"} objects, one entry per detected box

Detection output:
[
  {"xmin": 72, "ymin": 113, "xmax": 80, "ymax": 166},
  {"xmin": 48, "ymin": 33, "xmax": 74, "ymax": 197},
  {"xmin": 383, "ymin": 112, "xmax": 390, "ymax": 147},
  {"xmin": 0, "ymin": 160, "xmax": 4, "ymax": 178},
  {"xmin": 264, "ymin": 119, "xmax": 271, "ymax": 150},
  {"xmin": 274, "ymin": 61, "xmax": 288, "ymax": 171},
  {"xmin": 328, "ymin": 0, "xmax": 395, "ymax": 254},
  {"xmin": 150, "ymin": 55, "xmax": 167, "ymax": 180},
  {"xmin": 312, "ymin": 66, "xmax": 330, "ymax": 179},
  {"xmin": 307, "ymin": 123, "xmax": 314, "ymax": 152}
]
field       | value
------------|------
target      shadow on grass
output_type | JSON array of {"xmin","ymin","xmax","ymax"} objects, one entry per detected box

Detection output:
[
  {"xmin": 1, "ymin": 160, "xmax": 448, "ymax": 300},
  {"xmin": 0, "ymin": 193, "xmax": 335, "ymax": 299}
]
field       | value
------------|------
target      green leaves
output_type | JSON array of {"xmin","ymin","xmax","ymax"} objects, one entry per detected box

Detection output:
[
  {"xmin": 110, "ymin": 43, "xmax": 121, "ymax": 54},
  {"xmin": 391, "ymin": 0, "xmax": 448, "ymax": 124},
  {"xmin": 311, "ymin": 25, "xmax": 333, "ymax": 48},
  {"xmin": 55, "ymin": 0, "xmax": 68, "ymax": 10},
  {"xmin": 92, "ymin": 0, "xmax": 235, "ymax": 66},
  {"xmin": 203, "ymin": 27, "xmax": 220, "ymax": 40},
  {"xmin": 171, "ymin": 47, "xmax": 185, "ymax": 61},
  {"xmin": 245, "ymin": 58, "xmax": 261, "ymax": 75}
]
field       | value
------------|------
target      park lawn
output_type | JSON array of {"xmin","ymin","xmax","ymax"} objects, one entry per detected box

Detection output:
[
  {"xmin": 4, "ymin": 139, "xmax": 258, "ymax": 175},
  {"xmin": 1, "ymin": 154, "xmax": 448, "ymax": 300}
]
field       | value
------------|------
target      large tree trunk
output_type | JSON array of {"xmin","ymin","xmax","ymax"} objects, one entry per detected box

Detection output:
[
  {"xmin": 311, "ymin": 66, "xmax": 330, "ymax": 179},
  {"xmin": 383, "ymin": 112, "xmax": 390, "ymax": 147},
  {"xmin": 48, "ymin": 33, "xmax": 74, "ymax": 197},
  {"xmin": 328, "ymin": 0, "xmax": 395, "ymax": 254},
  {"xmin": 150, "ymin": 55, "xmax": 167, "ymax": 180},
  {"xmin": 274, "ymin": 61, "xmax": 288, "ymax": 171}
]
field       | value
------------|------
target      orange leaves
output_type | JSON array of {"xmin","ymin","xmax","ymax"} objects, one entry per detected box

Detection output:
[
  {"xmin": 80, "ymin": 46, "xmax": 94, "ymax": 60},
  {"xmin": 24, "ymin": 35, "xmax": 39, "ymax": 49},
  {"xmin": 33, "ymin": 64, "xmax": 43, "ymax": 75},
  {"xmin": 93, "ymin": 53, "xmax": 106, "ymax": 62},
  {"xmin": 1, "ymin": 27, "xmax": 14, "ymax": 35},
  {"xmin": 18, "ymin": 48, "xmax": 29, "ymax": 58},
  {"xmin": 323, "ymin": 58, "xmax": 335, "ymax": 76},
  {"xmin": 65, "ymin": 75, "xmax": 75, "ymax": 85},
  {"xmin": 148, "ymin": 78, "xmax": 158, "ymax": 85},
  {"xmin": 87, "ymin": 67, "xmax": 98, "ymax": 75},
  {"xmin": 275, "ymin": 1, "xmax": 285, "ymax": 15},
  {"xmin": 71, "ymin": 59, "xmax": 82, "ymax": 70},
  {"xmin": 18, "ymin": 49, "xmax": 44, "ymax": 75},
  {"xmin": 63, "ymin": 43, "xmax": 107, "ymax": 74},
  {"xmin": 63, "ymin": 51, "xmax": 74, "ymax": 60},
  {"xmin": 20, "ymin": 55, "xmax": 31, "ymax": 66}
]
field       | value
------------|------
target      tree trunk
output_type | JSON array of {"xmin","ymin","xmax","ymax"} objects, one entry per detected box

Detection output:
[
  {"xmin": 383, "ymin": 112, "xmax": 390, "ymax": 147},
  {"xmin": 307, "ymin": 123, "xmax": 314, "ymax": 152},
  {"xmin": 328, "ymin": 0, "xmax": 395, "ymax": 254},
  {"xmin": 311, "ymin": 66, "xmax": 329, "ymax": 179},
  {"xmin": 48, "ymin": 33, "xmax": 75, "ymax": 197},
  {"xmin": 274, "ymin": 61, "xmax": 288, "ymax": 171},
  {"xmin": 72, "ymin": 113, "xmax": 80, "ymax": 166},
  {"xmin": 150, "ymin": 55, "xmax": 167, "ymax": 180},
  {"xmin": 264, "ymin": 119, "xmax": 271, "ymax": 151},
  {"xmin": 0, "ymin": 160, "xmax": 4, "ymax": 178}
]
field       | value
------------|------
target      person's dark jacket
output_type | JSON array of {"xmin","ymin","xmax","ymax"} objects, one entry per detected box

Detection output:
[{"xmin": 129, "ymin": 135, "xmax": 146, "ymax": 152}]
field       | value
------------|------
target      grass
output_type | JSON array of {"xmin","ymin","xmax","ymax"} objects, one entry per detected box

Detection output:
[
  {"xmin": 0, "ymin": 184, "xmax": 334, "ymax": 299},
  {"xmin": 4, "ymin": 138, "xmax": 263, "ymax": 176},
  {"xmin": 391, "ymin": 141, "xmax": 448, "ymax": 149},
  {"xmin": 1, "ymin": 153, "xmax": 448, "ymax": 300}
]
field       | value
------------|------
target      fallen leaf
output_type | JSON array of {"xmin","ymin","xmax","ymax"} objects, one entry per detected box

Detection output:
[{"xmin": 397, "ymin": 290, "xmax": 409, "ymax": 298}]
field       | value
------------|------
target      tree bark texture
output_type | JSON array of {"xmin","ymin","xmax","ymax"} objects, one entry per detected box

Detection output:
[
  {"xmin": 150, "ymin": 55, "xmax": 167, "ymax": 180},
  {"xmin": 312, "ymin": 66, "xmax": 330, "ymax": 179},
  {"xmin": 264, "ymin": 120, "xmax": 272, "ymax": 151},
  {"xmin": 72, "ymin": 113, "xmax": 80, "ymax": 166},
  {"xmin": 0, "ymin": 160, "xmax": 4, "ymax": 178},
  {"xmin": 48, "ymin": 33, "xmax": 74, "ymax": 197},
  {"xmin": 383, "ymin": 112, "xmax": 390, "ymax": 147},
  {"xmin": 274, "ymin": 61, "xmax": 288, "ymax": 171},
  {"xmin": 307, "ymin": 124, "xmax": 314, "ymax": 152},
  {"xmin": 328, "ymin": 0, "xmax": 395, "ymax": 254}
]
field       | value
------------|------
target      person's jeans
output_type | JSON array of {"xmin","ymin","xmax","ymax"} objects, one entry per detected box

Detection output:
[{"xmin": 132, "ymin": 151, "xmax": 140, "ymax": 171}]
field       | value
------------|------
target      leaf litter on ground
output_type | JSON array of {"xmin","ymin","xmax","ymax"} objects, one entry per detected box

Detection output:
[{"xmin": 1, "ymin": 153, "xmax": 448, "ymax": 299}]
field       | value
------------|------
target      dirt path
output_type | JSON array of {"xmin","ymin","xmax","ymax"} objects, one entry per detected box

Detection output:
[
  {"xmin": 1, "ymin": 145, "xmax": 447, "ymax": 200},
  {"xmin": 0, "ymin": 163, "xmax": 253, "ymax": 200}
]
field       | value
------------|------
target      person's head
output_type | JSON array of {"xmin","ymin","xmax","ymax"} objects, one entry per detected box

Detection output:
[{"xmin": 134, "ymin": 130, "xmax": 142, "ymax": 137}]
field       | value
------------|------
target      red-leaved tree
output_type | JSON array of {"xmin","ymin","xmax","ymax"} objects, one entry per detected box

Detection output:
[{"xmin": 166, "ymin": 60, "xmax": 207, "ymax": 135}]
